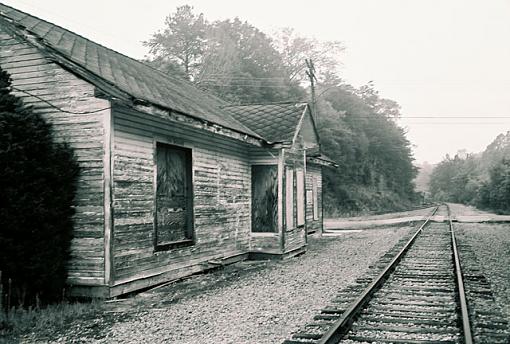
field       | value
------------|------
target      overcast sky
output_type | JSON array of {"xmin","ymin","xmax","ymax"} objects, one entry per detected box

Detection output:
[{"xmin": 3, "ymin": 0, "xmax": 510, "ymax": 164}]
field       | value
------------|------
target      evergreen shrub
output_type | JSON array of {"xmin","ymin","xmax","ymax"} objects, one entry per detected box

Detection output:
[{"xmin": 0, "ymin": 67, "xmax": 79, "ymax": 307}]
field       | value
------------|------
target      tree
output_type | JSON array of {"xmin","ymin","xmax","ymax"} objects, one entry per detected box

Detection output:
[
  {"xmin": 144, "ymin": 5, "xmax": 207, "ymax": 80},
  {"xmin": 273, "ymin": 28, "xmax": 344, "ymax": 84},
  {"xmin": 317, "ymin": 82, "xmax": 418, "ymax": 214},
  {"xmin": 197, "ymin": 18, "xmax": 303, "ymax": 103},
  {"xmin": 428, "ymin": 131, "xmax": 510, "ymax": 211},
  {"xmin": 145, "ymin": 8, "xmax": 304, "ymax": 103},
  {"xmin": 0, "ymin": 68, "xmax": 79, "ymax": 306},
  {"xmin": 479, "ymin": 159, "xmax": 510, "ymax": 213},
  {"xmin": 357, "ymin": 81, "xmax": 401, "ymax": 118},
  {"xmin": 144, "ymin": 7, "xmax": 419, "ymax": 215},
  {"xmin": 429, "ymin": 153, "xmax": 482, "ymax": 204}
]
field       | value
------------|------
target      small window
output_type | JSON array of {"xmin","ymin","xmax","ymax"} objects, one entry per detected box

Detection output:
[
  {"xmin": 251, "ymin": 165, "xmax": 278, "ymax": 232},
  {"xmin": 285, "ymin": 168, "xmax": 294, "ymax": 229},
  {"xmin": 313, "ymin": 176, "xmax": 319, "ymax": 220},
  {"xmin": 155, "ymin": 143, "xmax": 193, "ymax": 249},
  {"xmin": 296, "ymin": 169, "xmax": 305, "ymax": 226}
]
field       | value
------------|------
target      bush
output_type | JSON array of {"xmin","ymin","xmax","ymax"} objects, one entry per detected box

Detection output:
[
  {"xmin": 477, "ymin": 159, "xmax": 510, "ymax": 213},
  {"xmin": 0, "ymin": 67, "xmax": 79, "ymax": 307}
]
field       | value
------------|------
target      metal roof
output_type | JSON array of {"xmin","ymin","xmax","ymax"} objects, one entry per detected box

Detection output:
[
  {"xmin": 225, "ymin": 102, "xmax": 308, "ymax": 144},
  {"xmin": 0, "ymin": 3, "xmax": 261, "ymax": 139}
]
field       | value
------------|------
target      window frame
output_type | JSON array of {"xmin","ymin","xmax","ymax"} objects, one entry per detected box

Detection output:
[
  {"xmin": 312, "ymin": 176, "xmax": 319, "ymax": 221},
  {"xmin": 285, "ymin": 167, "xmax": 295, "ymax": 230},
  {"xmin": 296, "ymin": 169, "xmax": 305, "ymax": 227},
  {"xmin": 251, "ymin": 164, "xmax": 279, "ymax": 233}
]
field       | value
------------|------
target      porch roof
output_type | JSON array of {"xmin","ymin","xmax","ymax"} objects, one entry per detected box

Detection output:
[{"xmin": 224, "ymin": 102, "xmax": 308, "ymax": 144}]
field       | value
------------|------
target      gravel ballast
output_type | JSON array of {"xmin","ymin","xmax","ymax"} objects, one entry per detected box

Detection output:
[
  {"xmin": 33, "ymin": 227, "xmax": 413, "ymax": 344},
  {"xmin": 457, "ymin": 222, "xmax": 510, "ymax": 323}
]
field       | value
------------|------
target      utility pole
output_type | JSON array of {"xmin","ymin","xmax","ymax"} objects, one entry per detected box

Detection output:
[{"xmin": 305, "ymin": 58, "xmax": 318, "ymax": 125}]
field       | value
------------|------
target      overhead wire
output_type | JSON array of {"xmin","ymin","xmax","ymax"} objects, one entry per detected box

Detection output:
[
  {"xmin": 10, "ymin": 87, "xmax": 510, "ymax": 124},
  {"xmin": 11, "ymin": 87, "xmax": 111, "ymax": 114}
]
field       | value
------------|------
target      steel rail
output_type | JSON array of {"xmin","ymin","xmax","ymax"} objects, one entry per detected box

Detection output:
[
  {"xmin": 317, "ymin": 206, "xmax": 440, "ymax": 344},
  {"xmin": 447, "ymin": 204, "xmax": 474, "ymax": 344}
]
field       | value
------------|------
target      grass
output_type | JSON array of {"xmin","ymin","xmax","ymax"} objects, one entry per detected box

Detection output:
[{"xmin": 0, "ymin": 299, "xmax": 104, "ymax": 341}]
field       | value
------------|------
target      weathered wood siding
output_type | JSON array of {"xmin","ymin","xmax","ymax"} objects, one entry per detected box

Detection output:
[
  {"xmin": 283, "ymin": 131, "xmax": 307, "ymax": 253},
  {"xmin": 111, "ymin": 106, "xmax": 252, "ymax": 288},
  {"xmin": 299, "ymin": 108, "xmax": 319, "ymax": 148},
  {"xmin": 281, "ymin": 108, "xmax": 321, "ymax": 251},
  {"xmin": 249, "ymin": 147, "xmax": 279, "ymax": 165},
  {"xmin": 0, "ymin": 28, "xmax": 108, "ymax": 287},
  {"xmin": 306, "ymin": 165, "xmax": 323, "ymax": 234}
]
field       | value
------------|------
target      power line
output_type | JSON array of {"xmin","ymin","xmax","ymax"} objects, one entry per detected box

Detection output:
[
  {"xmin": 12, "ymin": 87, "xmax": 111, "ymax": 115},
  {"xmin": 398, "ymin": 116, "xmax": 510, "ymax": 119},
  {"xmin": 331, "ymin": 115, "xmax": 510, "ymax": 119},
  {"xmin": 11, "ymin": 86, "xmax": 510, "ymax": 123},
  {"xmin": 200, "ymin": 75, "xmax": 286, "ymax": 81},
  {"xmin": 196, "ymin": 83, "xmax": 295, "ymax": 88},
  {"xmin": 399, "ymin": 122, "xmax": 510, "ymax": 125}
]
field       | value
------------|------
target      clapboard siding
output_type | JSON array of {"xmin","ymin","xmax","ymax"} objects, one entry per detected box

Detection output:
[
  {"xmin": 282, "ymin": 121, "xmax": 307, "ymax": 251},
  {"xmin": 0, "ymin": 7, "xmax": 328, "ymax": 297},
  {"xmin": 306, "ymin": 166, "xmax": 323, "ymax": 233},
  {"xmin": 249, "ymin": 147, "xmax": 279, "ymax": 164},
  {"xmin": 113, "ymin": 110, "xmax": 249, "ymax": 157},
  {"xmin": 299, "ymin": 106, "xmax": 319, "ymax": 148},
  {"xmin": 285, "ymin": 227, "xmax": 306, "ymax": 252},
  {"xmin": 111, "ymin": 107, "xmax": 252, "ymax": 285},
  {"xmin": 0, "ymin": 29, "xmax": 107, "ymax": 285}
]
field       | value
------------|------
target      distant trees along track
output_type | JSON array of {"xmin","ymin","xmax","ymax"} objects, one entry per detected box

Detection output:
[{"xmin": 284, "ymin": 204, "xmax": 509, "ymax": 343}]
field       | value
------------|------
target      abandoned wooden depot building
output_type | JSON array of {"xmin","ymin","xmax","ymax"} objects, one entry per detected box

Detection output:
[{"xmin": 0, "ymin": 4, "xmax": 335, "ymax": 298}]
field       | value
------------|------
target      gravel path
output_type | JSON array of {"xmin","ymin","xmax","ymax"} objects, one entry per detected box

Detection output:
[
  {"xmin": 457, "ymin": 222, "xmax": 510, "ymax": 323},
  {"xmin": 37, "ymin": 227, "xmax": 413, "ymax": 344}
]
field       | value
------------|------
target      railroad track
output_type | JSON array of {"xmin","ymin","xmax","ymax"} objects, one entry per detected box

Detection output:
[{"xmin": 284, "ymin": 204, "xmax": 509, "ymax": 343}]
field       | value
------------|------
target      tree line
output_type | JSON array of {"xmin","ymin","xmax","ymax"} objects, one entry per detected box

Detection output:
[
  {"xmin": 429, "ymin": 132, "xmax": 510, "ymax": 213},
  {"xmin": 144, "ymin": 5, "xmax": 419, "ymax": 215}
]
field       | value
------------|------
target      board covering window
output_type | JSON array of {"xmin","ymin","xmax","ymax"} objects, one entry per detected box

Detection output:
[
  {"xmin": 296, "ymin": 169, "xmax": 305, "ymax": 226},
  {"xmin": 313, "ymin": 176, "xmax": 319, "ymax": 220},
  {"xmin": 251, "ymin": 165, "xmax": 278, "ymax": 232},
  {"xmin": 155, "ymin": 143, "xmax": 193, "ymax": 248},
  {"xmin": 285, "ymin": 168, "xmax": 294, "ymax": 229}
]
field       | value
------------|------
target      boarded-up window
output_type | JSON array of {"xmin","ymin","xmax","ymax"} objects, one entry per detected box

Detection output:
[
  {"xmin": 285, "ymin": 168, "xmax": 294, "ymax": 229},
  {"xmin": 313, "ymin": 176, "xmax": 319, "ymax": 220},
  {"xmin": 252, "ymin": 165, "xmax": 278, "ymax": 232},
  {"xmin": 296, "ymin": 169, "xmax": 305, "ymax": 226},
  {"xmin": 155, "ymin": 143, "xmax": 193, "ymax": 248}
]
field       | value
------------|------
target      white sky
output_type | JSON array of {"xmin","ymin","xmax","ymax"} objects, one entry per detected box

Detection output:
[{"xmin": 3, "ymin": 0, "xmax": 510, "ymax": 164}]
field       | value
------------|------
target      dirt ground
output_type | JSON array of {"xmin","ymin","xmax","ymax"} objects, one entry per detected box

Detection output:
[{"xmin": 19, "ymin": 227, "xmax": 413, "ymax": 344}]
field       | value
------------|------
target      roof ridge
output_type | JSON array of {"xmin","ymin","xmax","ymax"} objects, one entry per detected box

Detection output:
[{"xmin": 223, "ymin": 101, "xmax": 307, "ymax": 107}]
